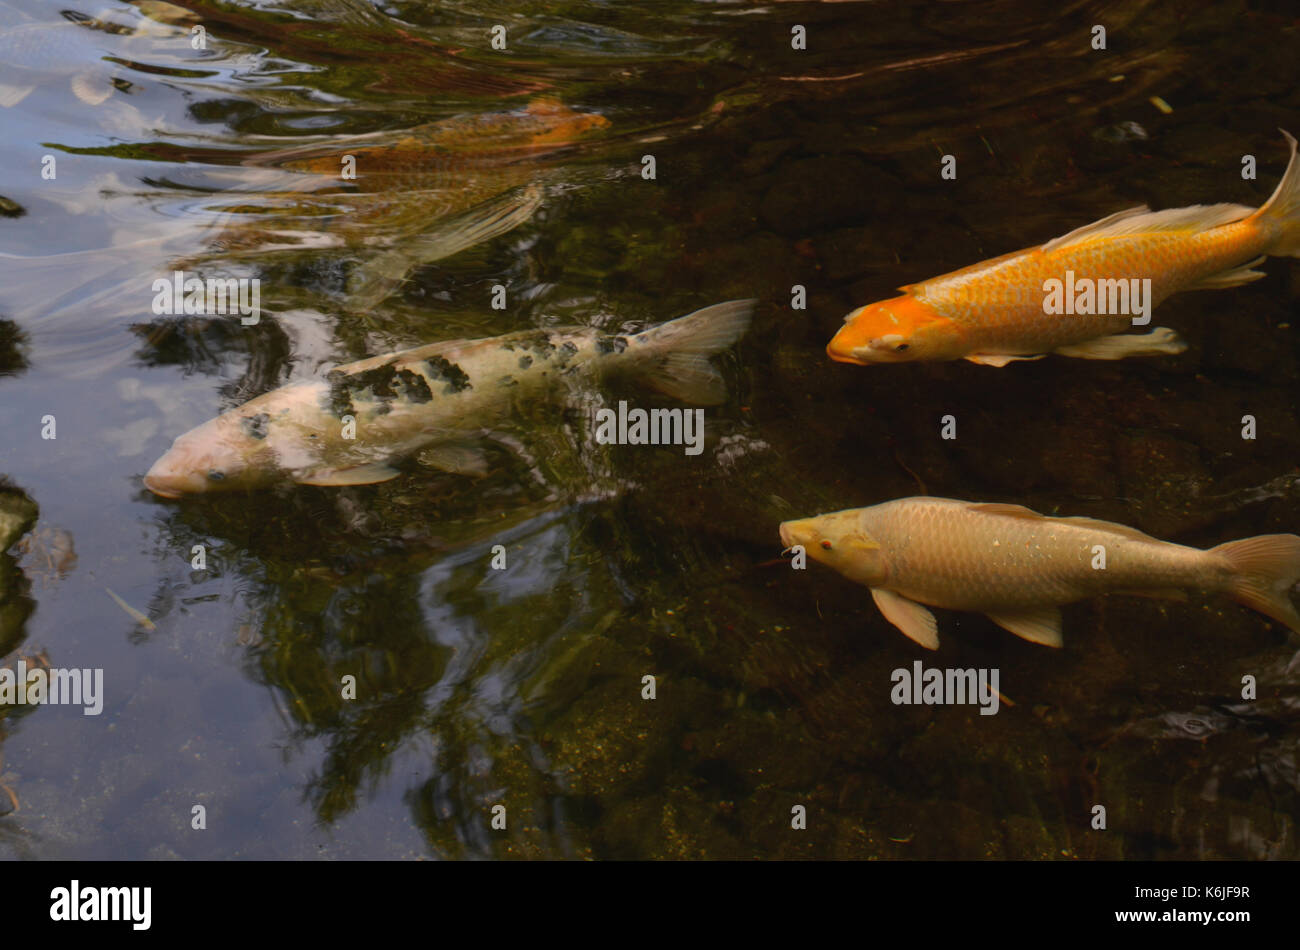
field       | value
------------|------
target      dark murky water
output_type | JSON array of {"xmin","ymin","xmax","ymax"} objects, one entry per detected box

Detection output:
[{"xmin": 2, "ymin": 0, "xmax": 1299, "ymax": 859}]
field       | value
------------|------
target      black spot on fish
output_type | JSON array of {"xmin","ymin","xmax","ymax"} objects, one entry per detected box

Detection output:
[
  {"xmin": 326, "ymin": 361, "xmax": 419, "ymax": 415},
  {"xmin": 595, "ymin": 335, "xmax": 628, "ymax": 355},
  {"xmin": 423, "ymin": 356, "xmax": 471, "ymax": 394},
  {"xmin": 555, "ymin": 341, "xmax": 579, "ymax": 368},
  {"xmin": 498, "ymin": 375, "xmax": 518, "ymax": 388},
  {"xmin": 240, "ymin": 412, "xmax": 270, "ymax": 440},
  {"xmin": 325, "ymin": 372, "xmax": 356, "ymax": 418},
  {"xmin": 352, "ymin": 363, "xmax": 399, "ymax": 399},
  {"xmin": 518, "ymin": 355, "xmax": 533, "ymax": 369},
  {"xmin": 396, "ymin": 368, "xmax": 432, "ymax": 403},
  {"xmin": 524, "ymin": 332, "xmax": 556, "ymax": 359}
]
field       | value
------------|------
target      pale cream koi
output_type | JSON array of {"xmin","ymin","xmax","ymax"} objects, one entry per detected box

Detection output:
[{"xmin": 781, "ymin": 497, "xmax": 1300, "ymax": 649}]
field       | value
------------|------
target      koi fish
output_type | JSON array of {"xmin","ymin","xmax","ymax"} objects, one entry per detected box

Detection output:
[
  {"xmin": 245, "ymin": 98, "xmax": 611, "ymax": 178},
  {"xmin": 188, "ymin": 99, "xmax": 608, "ymax": 305},
  {"xmin": 0, "ymin": 14, "xmax": 122, "ymax": 108},
  {"xmin": 828, "ymin": 131, "xmax": 1300, "ymax": 366},
  {"xmin": 143, "ymin": 300, "xmax": 754, "ymax": 498},
  {"xmin": 780, "ymin": 497, "xmax": 1300, "ymax": 649}
]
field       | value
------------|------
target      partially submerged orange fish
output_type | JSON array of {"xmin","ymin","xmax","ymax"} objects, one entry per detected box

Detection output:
[
  {"xmin": 188, "ymin": 99, "xmax": 609, "ymax": 306},
  {"xmin": 829, "ymin": 131, "xmax": 1300, "ymax": 366},
  {"xmin": 780, "ymin": 497, "xmax": 1300, "ymax": 649}
]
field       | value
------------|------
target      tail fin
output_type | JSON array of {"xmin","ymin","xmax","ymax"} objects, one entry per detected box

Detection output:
[
  {"xmin": 1254, "ymin": 129, "xmax": 1300, "ymax": 257},
  {"xmin": 1211, "ymin": 533, "xmax": 1300, "ymax": 631},
  {"xmin": 632, "ymin": 299, "xmax": 755, "ymax": 404},
  {"xmin": 345, "ymin": 184, "xmax": 543, "ymax": 309}
]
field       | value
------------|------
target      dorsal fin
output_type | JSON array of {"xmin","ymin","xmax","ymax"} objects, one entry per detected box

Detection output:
[
  {"xmin": 332, "ymin": 340, "xmax": 464, "ymax": 376},
  {"xmin": 1041, "ymin": 203, "xmax": 1253, "ymax": 253},
  {"xmin": 968, "ymin": 502, "xmax": 1045, "ymax": 519},
  {"xmin": 968, "ymin": 503, "xmax": 1160, "ymax": 543},
  {"xmin": 1050, "ymin": 515, "xmax": 1162, "ymax": 544}
]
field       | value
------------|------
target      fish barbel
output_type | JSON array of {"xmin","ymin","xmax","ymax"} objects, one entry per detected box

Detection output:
[
  {"xmin": 780, "ymin": 497, "xmax": 1300, "ymax": 649},
  {"xmin": 828, "ymin": 131, "xmax": 1300, "ymax": 366},
  {"xmin": 143, "ymin": 300, "xmax": 754, "ymax": 498}
]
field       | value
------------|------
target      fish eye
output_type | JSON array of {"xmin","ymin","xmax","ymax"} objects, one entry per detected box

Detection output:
[
  {"xmin": 207, "ymin": 470, "xmax": 225, "ymax": 482},
  {"xmin": 895, "ymin": 343, "xmax": 910, "ymax": 351},
  {"xmin": 821, "ymin": 540, "xmax": 833, "ymax": 550}
]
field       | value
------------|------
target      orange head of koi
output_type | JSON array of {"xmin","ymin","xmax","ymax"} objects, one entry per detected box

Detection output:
[{"xmin": 827, "ymin": 294, "xmax": 957, "ymax": 365}]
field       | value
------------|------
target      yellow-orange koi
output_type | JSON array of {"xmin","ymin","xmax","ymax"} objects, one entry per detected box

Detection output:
[
  {"xmin": 829, "ymin": 131, "xmax": 1300, "ymax": 367},
  {"xmin": 780, "ymin": 497, "xmax": 1300, "ymax": 649}
]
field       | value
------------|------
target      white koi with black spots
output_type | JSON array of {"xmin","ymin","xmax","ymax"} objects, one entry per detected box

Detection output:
[{"xmin": 143, "ymin": 300, "xmax": 754, "ymax": 497}]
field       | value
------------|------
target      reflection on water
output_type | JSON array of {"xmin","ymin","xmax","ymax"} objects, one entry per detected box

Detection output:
[{"xmin": 1, "ymin": 0, "xmax": 1299, "ymax": 858}]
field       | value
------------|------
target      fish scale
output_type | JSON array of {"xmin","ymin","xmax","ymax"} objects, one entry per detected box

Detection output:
[
  {"xmin": 915, "ymin": 223, "xmax": 1268, "ymax": 351},
  {"xmin": 227, "ymin": 327, "xmax": 632, "ymax": 479},
  {"xmin": 859, "ymin": 498, "xmax": 1223, "ymax": 611}
]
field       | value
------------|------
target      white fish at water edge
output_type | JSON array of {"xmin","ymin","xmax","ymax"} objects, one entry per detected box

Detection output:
[{"xmin": 144, "ymin": 299, "xmax": 755, "ymax": 497}]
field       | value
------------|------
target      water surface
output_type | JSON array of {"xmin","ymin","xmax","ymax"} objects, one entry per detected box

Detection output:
[{"xmin": 2, "ymin": 0, "xmax": 1299, "ymax": 859}]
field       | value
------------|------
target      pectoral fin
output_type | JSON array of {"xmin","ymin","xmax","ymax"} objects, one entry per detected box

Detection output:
[
  {"xmin": 296, "ymin": 462, "xmax": 401, "ymax": 486},
  {"xmin": 1053, "ymin": 327, "xmax": 1186, "ymax": 360},
  {"xmin": 418, "ymin": 443, "xmax": 490, "ymax": 477},
  {"xmin": 985, "ymin": 607, "xmax": 1063, "ymax": 647},
  {"xmin": 0, "ymin": 81, "xmax": 36, "ymax": 108},
  {"xmin": 1186, "ymin": 256, "xmax": 1268, "ymax": 290},
  {"xmin": 871, "ymin": 588, "xmax": 940, "ymax": 649},
  {"xmin": 70, "ymin": 73, "xmax": 113, "ymax": 106},
  {"xmin": 964, "ymin": 353, "xmax": 1047, "ymax": 367}
]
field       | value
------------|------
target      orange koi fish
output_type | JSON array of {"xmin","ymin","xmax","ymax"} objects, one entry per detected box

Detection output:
[{"xmin": 828, "ymin": 131, "xmax": 1300, "ymax": 367}]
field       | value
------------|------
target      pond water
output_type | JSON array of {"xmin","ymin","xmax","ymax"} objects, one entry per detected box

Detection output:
[{"xmin": 2, "ymin": 0, "xmax": 1299, "ymax": 859}]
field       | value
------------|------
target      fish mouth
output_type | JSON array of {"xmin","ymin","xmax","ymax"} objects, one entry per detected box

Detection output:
[
  {"xmin": 826, "ymin": 326, "xmax": 875, "ymax": 365},
  {"xmin": 779, "ymin": 521, "xmax": 813, "ymax": 550},
  {"xmin": 143, "ymin": 453, "xmax": 208, "ymax": 499},
  {"xmin": 142, "ymin": 474, "xmax": 186, "ymax": 500},
  {"xmin": 826, "ymin": 342, "xmax": 871, "ymax": 365}
]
